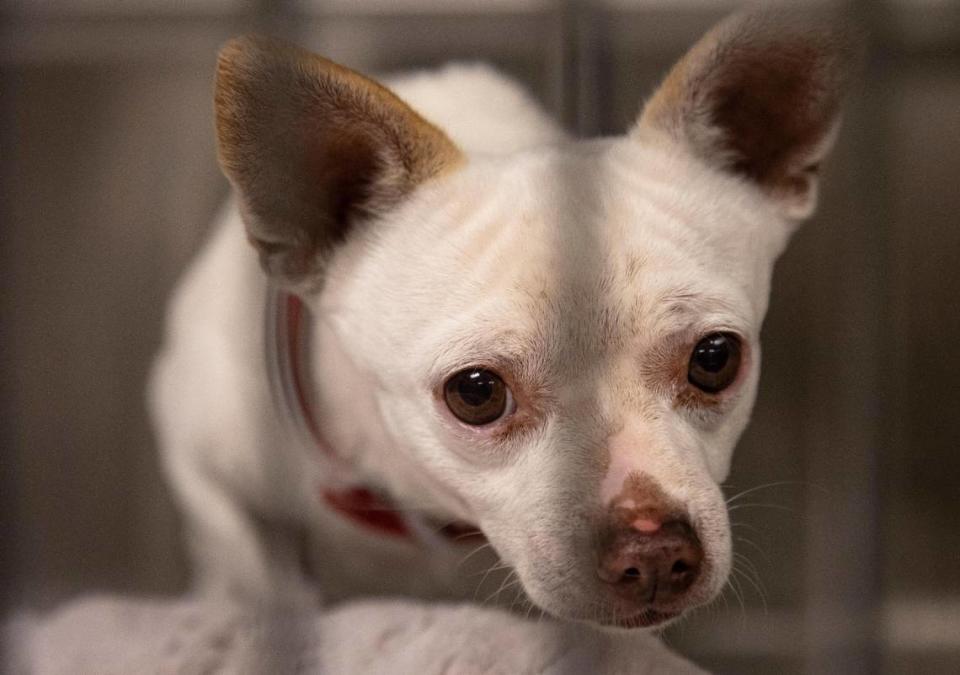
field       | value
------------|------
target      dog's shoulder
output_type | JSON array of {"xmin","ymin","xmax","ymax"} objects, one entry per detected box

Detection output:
[
  {"xmin": 386, "ymin": 63, "xmax": 568, "ymax": 155},
  {"xmin": 156, "ymin": 201, "xmax": 264, "ymax": 367}
]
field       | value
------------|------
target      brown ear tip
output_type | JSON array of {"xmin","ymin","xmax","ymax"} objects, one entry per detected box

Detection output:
[
  {"xmin": 218, "ymin": 34, "xmax": 255, "ymax": 58},
  {"xmin": 216, "ymin": 35, "xmax": 257, "ymax": 86},
  {"xmin": 722, "ymin": 7, "xmax": 866, "ymax": 84}
]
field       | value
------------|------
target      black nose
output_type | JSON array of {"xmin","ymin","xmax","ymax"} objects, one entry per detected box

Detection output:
[{"xmin": 597, "ymin": 519, "xmax": 703, "ymax": 605}]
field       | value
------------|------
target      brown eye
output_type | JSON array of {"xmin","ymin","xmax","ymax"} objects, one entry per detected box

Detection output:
[
  {"xmin": 688, "ymin": 333, "xmax": 742, "ymax": 394},
  {"xmin": 444, "ymin": 368, "xmax": 512, "ymax": 426}
]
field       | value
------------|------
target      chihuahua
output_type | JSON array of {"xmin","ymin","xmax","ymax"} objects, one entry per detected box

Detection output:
[{"xmin": 150, "ymin": 9, "xmax": 856, "ymax": 632}]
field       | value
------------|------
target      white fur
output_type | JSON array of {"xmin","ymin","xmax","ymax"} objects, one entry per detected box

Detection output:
[
  {"xmin": 149, "ymin": 67, "xmax": 578, "ymax": 604},
  {"xmin": 304, "ymin": 133, "xmax": 789, "ymax": 621},
  {"xmin": 385, "ymin": 63, "xmax": 569, "ymax": 153},
  {"xmin": 7, "ymin": 594, "xmax": 705, "ymax": 674},
  {"xmin": 151, "ymin": 14, "xmax": 844, "ymax": 656}
]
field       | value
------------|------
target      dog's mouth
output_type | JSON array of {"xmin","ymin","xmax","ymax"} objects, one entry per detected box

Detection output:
[
  {"xmin": 605, "ymin": 607, "xmax": 680, "ymax": 629},
  {"xmin": 551, "ymin": 602, "xmax": 683, "ymax": 630},
  {"xmin": 524, "ymin": 588, "xmax": 692, "ymax": 631},
  {"xmin": 541, "ymin": 604, "xmax": 683, "ymax": 631},
  {"xmin": 515, "ymin": 556, "xmax": 716, "ymax": 631}
]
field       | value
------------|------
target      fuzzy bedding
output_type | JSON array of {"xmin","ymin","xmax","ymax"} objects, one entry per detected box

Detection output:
[{"xmin": 5, "ymin": 595, "xmax": 705, "ymax": 674}]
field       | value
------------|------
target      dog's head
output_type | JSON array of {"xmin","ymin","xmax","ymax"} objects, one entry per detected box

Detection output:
[{"xmin": 215, "ymin": 11, "xmax": 857, "ymax": 629}]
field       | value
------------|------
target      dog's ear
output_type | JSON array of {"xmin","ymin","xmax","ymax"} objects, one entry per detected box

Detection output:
[
  {"xmin": 635, "ymin": 10, "xmax": 861, "ymax": 220},
  {"xmin": 215, "ymin": 36, "xmax": 463, "ymax": 287}
]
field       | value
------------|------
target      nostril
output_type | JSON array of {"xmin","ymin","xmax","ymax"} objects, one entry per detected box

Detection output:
[
  {"xmin": 667, "ymin": 550, "xmax": 702, "ymax": 595},
  {"xmin": 599, "ymin": 518, "xmax": 704, "ymax": 602}
]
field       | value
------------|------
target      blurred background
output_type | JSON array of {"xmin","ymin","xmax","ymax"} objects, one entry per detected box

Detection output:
[{"xmin": 1, "ymin": 0, "xmax": 958, "ymax": 672}]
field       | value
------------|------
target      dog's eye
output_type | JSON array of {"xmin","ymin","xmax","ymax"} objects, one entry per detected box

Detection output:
[
  {"xmin": 444, "ymin": 369, "xmax": 513, "ymax": 426},
  {"xmin": 688, "ymin": 333, "xmax": 742, "ymax": 394}
]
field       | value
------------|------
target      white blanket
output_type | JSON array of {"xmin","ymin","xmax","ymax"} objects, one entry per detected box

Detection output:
[{"xmin": 6, "ymin": 595, "xmax": 706, "ymax": 674}]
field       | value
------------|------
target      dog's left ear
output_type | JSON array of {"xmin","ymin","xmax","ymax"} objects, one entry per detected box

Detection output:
[
  {"xmin": 636, "ymin": 10, "xmax": 861, "ymax": 220},
  {"xmin": 215, "ymin": 36, "xmax": 463, "ymax": 288}
]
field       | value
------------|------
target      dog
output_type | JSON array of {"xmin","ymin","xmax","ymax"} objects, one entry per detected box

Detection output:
[{"xmin": 150, "ymin": 8, "xmax": 857, "ymax": 633}]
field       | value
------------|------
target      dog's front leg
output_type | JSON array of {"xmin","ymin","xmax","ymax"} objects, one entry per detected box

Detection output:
[{"xmin": 163, "ymin": 449, "xmax": 314, "ymax": 603}]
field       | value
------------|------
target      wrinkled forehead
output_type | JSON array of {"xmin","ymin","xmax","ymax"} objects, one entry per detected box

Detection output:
[
  {"xmin": 394, "ymin": 143, "xmax": 758, "ymax": 360},
  {"xmin": 443, "ymin": 140, "xmax": 778, "ymax": 281},
  {"xmin": 343, "ymin": 140, "xmax": 778, "ymax": 376}
]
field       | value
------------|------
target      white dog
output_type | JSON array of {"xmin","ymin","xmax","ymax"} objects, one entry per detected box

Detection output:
[{"xmin": 150, "ymin": 8, "xmax": 856, "ymax": 636}]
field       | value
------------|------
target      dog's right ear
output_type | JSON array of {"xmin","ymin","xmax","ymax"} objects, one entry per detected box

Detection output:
[{"xmin": 215, "ymin": 36, "xmax": 463, "ymax": 288}]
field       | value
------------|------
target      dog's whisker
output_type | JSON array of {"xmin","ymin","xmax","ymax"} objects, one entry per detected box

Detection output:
[
  {"xmin": 714, "ymin": 583, "xmax": 731, "ymax": 614},
  {"xmin": 509, "ymin": 584, "xmax": 527, "ymax": 615},
  {"xmin": 715, "ymin": 583, "xmax": 731, "ymax": 614},
  {"xmin": 456, "ymin": 541, "xmax": 493, "ymax": 569},
  {"xmin": 723, "ymin": 480, "xmax": 806, "ymax": 505},
  {"xmin": 472, "ymin": 560, "xmax": 507, "ymax": 600},
  {"xmin": 468, "ymin": 561, "xmax": 512, "ymax": 579},
  {"xmin": 731, "ymin": 565, "xmax": 768, "ymax": 614},
  {"xmin": 725, "ymin": 571, "xmax": 747, "ymax": 618},
  {"xmin": 479, "ymin": 575, "xmax": 509, "ymax": 607},
  {"xmin": 729, "ymin": 519, "xmax": 763, "ymax": 531},
  {"xmin": 731, "ymin": 552, "xmax": 763, "ymax": 583},
  {"xmin": 737, "ymin": 561, "xmax": 768, "ymax": 602},
  {"xmin": 481, "ymin": 570, "xmax": 520, "ymax": 607},
  {"xmin": 523, "ymin": 595, "xmax": 536, "ymax": 621},
  {"xmin": 709, "ymin": 583, "xmax": 732, "ymax": 617},
  {"xmin": 732, "ymin": 551, "xmax": 764, "ymax": 582},
  {"xmin": 727, "ymin": 502, "xmax": 798, "ymax": 515},
  {"xmin": 698, "ymin": 582, "xmax": 728, "ymax": 619},
  {"xmin": 492, "ymin": 578, "xmax": 523, "ymax": 607},
  {"xmin": 734, "ymin": 534, "xmax": 771, "ymax": 562}
]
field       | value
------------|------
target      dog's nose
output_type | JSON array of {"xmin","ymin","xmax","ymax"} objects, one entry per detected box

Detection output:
[{"xmin": 597, "ymin": 518, "xmax": 703, "ymax": 604}]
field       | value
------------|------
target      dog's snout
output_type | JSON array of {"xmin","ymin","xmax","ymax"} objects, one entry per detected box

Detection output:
[{"xmin": 597, "ymin": 519, "xmax": 703, "ymax": 605}]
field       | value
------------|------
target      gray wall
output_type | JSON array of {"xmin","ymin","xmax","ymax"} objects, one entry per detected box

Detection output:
[{"xmin": 2, "ymin": 1, "xmax": 959, "ymax": 672}]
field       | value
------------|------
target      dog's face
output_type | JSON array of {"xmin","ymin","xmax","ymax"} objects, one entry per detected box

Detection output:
[
  {"xmin": 215, "ymin": 11, "xmax": 856, "ymax": 628},
  {"xmin": 322, "ymin": 145, "xmax": 774, "ymax": 626}
]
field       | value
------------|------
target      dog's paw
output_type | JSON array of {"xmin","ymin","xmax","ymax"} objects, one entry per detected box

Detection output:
[{"xmin": 318, "ymin": 600, "xmax": 707, "ymax": 674}]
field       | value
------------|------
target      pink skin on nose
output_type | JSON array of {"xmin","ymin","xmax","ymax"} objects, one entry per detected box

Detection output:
[
  {"xmin": 600, "ymin": 423, "xmax": 656, "ymax": 505},
  {"xmin": 600, "ymin": 423, "xmax": 678, "ymax": 527},
  {"xmin": 600, "ymin": 435, "xmax": 633, "ymax": 504},
  {"xmin": 632, "ymin": 518, "xmax": 661, "ymax": 533}
]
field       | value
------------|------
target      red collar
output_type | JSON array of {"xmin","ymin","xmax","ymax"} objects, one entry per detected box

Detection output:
[{"xmin": 267, "ymin": 289, "xmax": 481, "ymax": 543}]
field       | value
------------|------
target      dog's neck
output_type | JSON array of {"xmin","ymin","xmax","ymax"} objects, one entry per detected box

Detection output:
[{"xmin": 268, "ymin": 288, "xmax": 477, "ymax": 542}]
